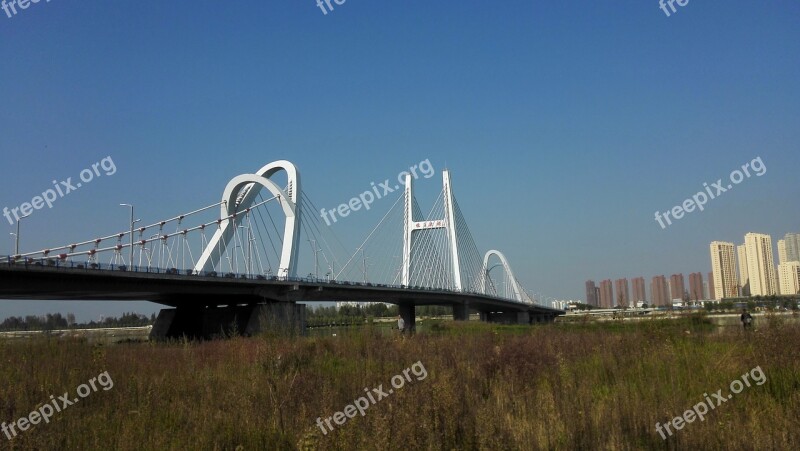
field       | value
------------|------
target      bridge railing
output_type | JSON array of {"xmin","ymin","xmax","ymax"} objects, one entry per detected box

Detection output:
[{"xmin": 2, "ymin": 255, "xmax": 548, "ymax": 308}]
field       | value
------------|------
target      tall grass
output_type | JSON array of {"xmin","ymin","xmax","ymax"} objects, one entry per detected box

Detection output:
[{"xmin": 0, "ymin": 316, "xmax": 798, "ymax": 450}]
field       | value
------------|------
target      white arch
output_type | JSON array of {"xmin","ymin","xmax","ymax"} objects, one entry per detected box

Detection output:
[
  {"xmin": 194, "ymin": 160, "xmax": 301, "ymax": 277},
  {"xmin": 481, "ymin": 250, "xmax": 526, "ymax": 303}
]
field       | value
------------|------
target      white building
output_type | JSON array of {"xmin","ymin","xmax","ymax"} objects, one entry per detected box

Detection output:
[
  {"xmin": 778, "ymin": 239, "xmax": 788, "ymax": 266},
  {"xmin": 778, "ymin": 262, "xmax": 800, "ymax": 296},
  {"xmin": 744, "ymin": 233, "xmax": 778, "ymax": 296},
  {"xmin": 710, "ymin": 241, "xmax": 738, "ymax": 299},
  {"xmin": 737, "ymin": 244, "xmax": 749, "ymax": 295},
  {"xmin": 783, "ymin": 232, "xmax": 800, "ymax": 263}
]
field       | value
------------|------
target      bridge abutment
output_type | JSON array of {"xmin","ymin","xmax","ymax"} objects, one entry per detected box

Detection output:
[{"xmin": 149, "ymin": 303, "xmax": 306, "ymax": 341}]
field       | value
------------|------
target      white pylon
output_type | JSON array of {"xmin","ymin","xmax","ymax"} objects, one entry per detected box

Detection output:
[{"xmin": 401, "ymin": 169, "xmax": 462, "ymax": 291}]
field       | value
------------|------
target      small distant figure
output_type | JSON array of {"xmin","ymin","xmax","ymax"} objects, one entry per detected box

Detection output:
[
  {"xmin": 397, "ymin": 315, "xmax": 405, "ymax": 335},
  {"xmin": 741, "ymin": 309, "xmax": 754, "ymax": 330}
]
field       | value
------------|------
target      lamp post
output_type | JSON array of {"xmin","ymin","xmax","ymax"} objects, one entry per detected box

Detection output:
[
  {"xmin": 361, "ymin": 249, "xmax": 369, "ymax": 283},
  {"xmin": 239, "ymin": 225, "xmax": 252, "ymax": 276},
  {"xmin": 119, "ymin": 204, "xmax": 135, "ymax": 268},
  {"xmin": 9, "ymin": 233, "xmax": 16, "ymax": 256},
  {"xmin": 15, "ymin": 214, "xmax": 30, "ymax": 255},
  {"xmin": 309, "ymin": 239, "xmax": 319, "ymax": 280}
]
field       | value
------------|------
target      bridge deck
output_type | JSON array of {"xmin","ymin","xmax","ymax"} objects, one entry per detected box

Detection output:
[{"xmin": 0, "ymin": 262, "xmax": 564, "ymax": 316}]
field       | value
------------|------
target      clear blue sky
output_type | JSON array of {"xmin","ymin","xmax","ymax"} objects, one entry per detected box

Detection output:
[{"xmin": 1, "ymin": 0, "xmax": 798, "ymax": 320}]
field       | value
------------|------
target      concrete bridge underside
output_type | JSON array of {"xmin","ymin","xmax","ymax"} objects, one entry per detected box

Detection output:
[{"xmin": 0, "ymin": 265, "xmax": 562, "ymax": 340}]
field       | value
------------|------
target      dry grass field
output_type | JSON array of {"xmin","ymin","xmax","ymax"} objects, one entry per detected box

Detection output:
[{"xmin": 1, "ymin": 314, "xmax": 799, "ymax": 450}]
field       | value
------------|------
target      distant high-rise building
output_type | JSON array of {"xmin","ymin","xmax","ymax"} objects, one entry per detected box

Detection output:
[
  {"xmin": 737, "ymin": 244, "xmax": 750, "ymax": 296},
  {"xmin": 708, "ymin": 272, "xmax": 715, "ymax": 300},
  {"xmin": 744, "ymin": 232, "xmax": 778, "ymax": 296},
  {"xmin": 585, "ymin": 280, "xmax": 598, "ymax": 306},
  {"xmin": 778, "ymin": 262, "xmax": 800, "ymax": 295},
  {"xmin": 778, "ymin": 240, "xmax": 788, "ymax": 266},
  {"xmin": 650, "ymin": 275, "xmax": 669, "ymax": 307},
  {"xmin": 615, "ymin": 278, "xmax": 630, "ymax": 307},
  {"xmin": 632, "ymin": 277, "xmax": 646, "ymax": 305},
  {"xmin": 710, "ymin": 241, "xmax": 738, "ymax": 300},
  {"xmin": 599, "ymin": 279, "xmax": 614, "ymax": 308},
  {"xmin": 670, "ymin": 274, "xmax": 686, "ymax": 301},
  {"xmin": 689, "ymin": 272, "xmax": 704, "ymax": 301},
  {"xmin": 784, "ymin": 232, "xmax": 800, "ymax": 263}
]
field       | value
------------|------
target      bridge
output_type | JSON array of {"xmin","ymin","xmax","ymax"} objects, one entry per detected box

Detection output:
[{"xmin": 0, "ymin": 160, "xmax": 564, "ymax": 339}]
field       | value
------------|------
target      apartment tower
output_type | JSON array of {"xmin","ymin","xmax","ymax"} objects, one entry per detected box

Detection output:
[
  {"xmin": 632, "ymin": 277, "xmax": 646, "ymax": 305},
  {"xmin": 669, "ymin": 274, "xmax": 686, "ymax": 301},
  {"xmin": 599, "ymin": 279, "xmax": 614, "ymax": 308},
  {"xmin": 688, "ymin": 272, "xmax": 704, "ymax": 301},
  {"xmin": 744, "ymin": 232, "xmax": 778, "ymax": 296},
  {"xmin": 650, "ymin": 275, "xmax": 669, "ymax": 307},
  {"xmin": 778, "ymin": 262, "xmax": 800, "ymax": 295},
  {"xmin": 710, "ymin": 241, "xmax": 738, "ymax": 300},
  {"xmin": 737, "ymin": 244, "xmax": 750, "ymax": 296},
  {"xmin": 615, "ymin": 278, "xmax": 630, "ymax": 307}
]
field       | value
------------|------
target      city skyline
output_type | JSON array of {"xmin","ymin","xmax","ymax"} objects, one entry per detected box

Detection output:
[{"xmin": 585, "ymin": 229, "xmax": 800, "ymax": 306}]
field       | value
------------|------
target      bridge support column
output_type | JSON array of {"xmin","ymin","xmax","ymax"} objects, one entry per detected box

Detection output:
[
  {"xmin": 453, "ymin": 302, "xmax": 469, "ymax": 321},
  {"xmin": 150, "ymin": 303, "xmax": 306, "ymax": 341},
  {"xmin": 529, "ymin": 313, "xmax": 556, "ymax": 324},
  {"xmin": 399, "ymin": 304, "xmax": 416, "ymax": 333},
  {"xmin": 479, "ymin": 311, "xmax": 530, "ymax": 325}
]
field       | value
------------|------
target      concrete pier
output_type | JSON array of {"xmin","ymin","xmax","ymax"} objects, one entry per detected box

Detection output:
[
  {"xmin": 150, "ymin": 302, "xmax": 306, "ymax": 341},
  {"xmin": 452, "ymin": 302, "xmax": 470, "ymax": 321},
  {"xmin": 399, "ymin": 303, "xmax": 416, "ymax": 333},
  {"xmin": 479, "ymin": 310, "xmax": 534, "ymax": 324}
]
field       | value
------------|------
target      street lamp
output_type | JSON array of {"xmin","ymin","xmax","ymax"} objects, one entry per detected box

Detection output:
[
  {"xmin": 119, "ymin": 204, "xmax": 135, "ymax": 268},
  {"xmin": 308, "ymin": 239, "xmax": 319, "ymax": 280},
  {"xmin": 238, "ymin": 225, "xmax": 252, "ymax": 275},
  {"xmin": 361, "ymin": 249, "xmax": 369, "ymax": 283},
  {"xmin": 15, "ymin": 214, "xmax": 30, "ymax": 255}
]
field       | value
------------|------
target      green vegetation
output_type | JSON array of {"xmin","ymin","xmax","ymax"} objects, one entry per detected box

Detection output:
[
  {"xmin": 306, "ymin": 304, "xmax": 452, "ymax": 327},
  {"xmin": 0, "ymin": 316, "xmax": 798, "ymax": 450},
  {"xmin": 706, "ymin": 295, "xmax": 800, "ymax": 312},
  {"xmin": 0, "ymin": 312, "xmax": 154, "ymax": 332}
]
